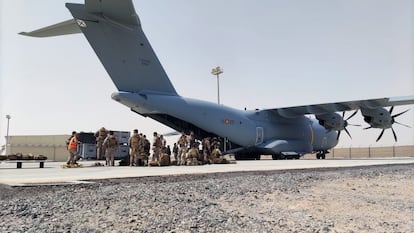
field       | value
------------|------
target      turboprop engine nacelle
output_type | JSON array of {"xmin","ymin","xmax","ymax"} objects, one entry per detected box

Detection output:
[
  {"xmin": 361, "ymin": 106, "xmax": 410, "ymax": 142},
  {"xmin": 316, "ymin": 113, "xmax": 345, "ymax": 131},
  {"xmin": 361, "ymin": 107, "xmax": 392, "ymax": 129}
]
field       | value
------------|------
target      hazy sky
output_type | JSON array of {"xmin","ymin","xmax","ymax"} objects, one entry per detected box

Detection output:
[{"xmin": 1, "ymin": 0, "xmax": 413, "ymax": 148}]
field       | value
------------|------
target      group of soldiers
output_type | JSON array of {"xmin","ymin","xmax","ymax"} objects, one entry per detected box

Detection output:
[
  {"xmin": 128, "ymin": 129, "xmax": 224, "ymax": 167},
  {"xmin": 95, "ymin": 128, "xmax": 124, "ymax": 166},
  {"xmin": 68, "ymin": 127, "xmax": 225, "ymax": 167},
  {"xmin": 128, "ymin": 129, "xmax": 152, "ymax": 166},
  {"xmin": 67, "ymin": 128, "xmax": 121, "ymax": 167},
  {"xmin": 125, "ymin": 128, "xmax": 225, "ymax": 166},
  {"xmin": 174, "ymin": 131, "xmax": 223, "ymax": 166},
  {"xmin": 95, "ymin": 127, "xmax": 152, "ymax": 167}
]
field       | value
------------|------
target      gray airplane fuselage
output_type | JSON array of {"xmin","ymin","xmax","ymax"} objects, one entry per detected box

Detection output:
[{"xmin": 112, "ymin": 91, "xmax": 338, "ymax": 155}]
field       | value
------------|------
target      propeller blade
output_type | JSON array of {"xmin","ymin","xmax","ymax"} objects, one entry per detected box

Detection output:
[
  {"xmin": 348, "ymin": 123, "xmax": 361, "ymax": 127},
  {"xmin": 344, "ymin": 127, "xmax": 352, "ymax": 139},
  {"xmin": 394, "ymin": 121, "xmax": 412, "ymax": 128},
  {"xmin": 392, "ymin": 109, "xmax": 410, "ymax": 118},
  {"xmin": 342, "ymin": 111, "xmax": 345, "ymax": 118},
  {"xmin": 345, "ymin": 110, "xmax": 358, "ymax": 121},
  {"xmin": 391, "ymin": 127, "xmax": 397, "ymax": 142},
  {"xmin": 336, "ymin": 130, "xmax": 341, "ymax": 140},
  {"xmin": 376, "ymin": 129, "xmax": 385, "ymax": 142},
  {"xmin": 364, "ymin": 126, "xmax": 372, "ymax": 130},
  {"xmin": 389, "ymin": 106, "xmax": 394, "ymax": 114}
]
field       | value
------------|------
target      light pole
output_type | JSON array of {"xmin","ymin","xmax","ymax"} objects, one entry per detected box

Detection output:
[
  {"xmin": 5, "ymin": 115, "xmax": 11, "ymax": 155},
  {"xmin": 211, "ymin": 66, "xmax": 226, "ymax": 151},
  {"xmin": 211, "ymin": 66, "xmax": 223, "ymax": 104}
]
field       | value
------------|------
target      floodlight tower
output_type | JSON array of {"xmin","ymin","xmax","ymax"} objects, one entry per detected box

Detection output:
[
  {"xmin": 211, "ymin": 66, "xmax": 227, "ymax": 151},
  {"xmin": 211, "ymin": 66, "xmax": 223, "ymax": 104},
  {"xmin": 5, "ymin": 115, "xmax": 11, "ymax": 155}
]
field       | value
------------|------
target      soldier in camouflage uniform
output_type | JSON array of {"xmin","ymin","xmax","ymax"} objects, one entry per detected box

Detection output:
[
  {"xmin": 202, "ymin": 137, "xmax": 212, "ymax": 164},
  {"xmin": 151, "ymin": 132, "xmax": 162, "ymax": 163},
  {"xmin": 94, "ymin": 127, "xmax": 108, "ymax": 160},
  {"xmin": 211, "ymin": 137, "xmax": 221, "ymax": 150},
  {"xmin": 187, "ymin": 141, "xmax": 201, "ymax": 165},
  {"xmin": 137, "ymin": 133, "xmax": 146, "ymax": 166},
  {"xmin": 103, "ymin": 131, "xmax": 118, "ymax": 166},
  {"xmin": 128, "ymin": 129, "xmax": 140, "ymax": 166},
  {"xmin": 188, "ymin": 131, "xmax": 196, "ymax": 149},
  {"xmin": 172, "ymin": 143, "xmax": 178, "ymax": 162},
  {"xmin": 143, "ymin": 135, "xmax": 150, "ymax": 165},
  {"xmin": 160, "ymin": 135, "xmax": 167, "ymax": 153},
  {"xmin": 177, "ymin": 131, "xmax": 188, "ymax": 165}
]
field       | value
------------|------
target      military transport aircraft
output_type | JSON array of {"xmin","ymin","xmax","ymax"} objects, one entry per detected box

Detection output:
[{"xmin": 21, "ymin": 0, "xmax": 414, "ymax": 160}]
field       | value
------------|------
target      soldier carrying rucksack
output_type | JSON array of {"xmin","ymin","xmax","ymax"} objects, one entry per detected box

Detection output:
[{"xmin": 104, "ymin": 131, "xmax": 118, "ymax": 166}]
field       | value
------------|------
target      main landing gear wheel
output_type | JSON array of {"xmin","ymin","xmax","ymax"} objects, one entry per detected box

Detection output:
[{"xmin": 316, "ymin": 152, "xmax": 326, "ymax": 159}]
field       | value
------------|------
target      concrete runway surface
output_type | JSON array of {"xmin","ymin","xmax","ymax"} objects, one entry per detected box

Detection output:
[{"xmin": 1, "ymin": 158, "xmax": 414, "ymax": 186}]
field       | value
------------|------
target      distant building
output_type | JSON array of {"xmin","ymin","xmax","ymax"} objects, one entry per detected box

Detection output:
[{"xmin": 4, "ymin": 135, "xmax": 70, "ymax": 162}]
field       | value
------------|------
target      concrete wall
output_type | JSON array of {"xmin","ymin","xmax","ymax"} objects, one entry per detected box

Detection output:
[{"xmin": 303, "ymin": 145, "xmax": 414, "ymax": 159}]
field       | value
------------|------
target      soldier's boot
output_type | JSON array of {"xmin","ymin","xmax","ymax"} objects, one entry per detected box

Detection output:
[{"xmin": 134, "ymin": 157, "xmax": 139, "ymax": 166}]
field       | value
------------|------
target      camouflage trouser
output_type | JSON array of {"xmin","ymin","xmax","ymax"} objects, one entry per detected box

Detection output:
[
  {"xmin": 136, "ymin": 150, "xmax": 146, "ymax": 166},
  {"xmin": 67, "ymin": 149, "xmax": 78, "ymax": 164},
  {"xmin": 105, "ymin": 147, "xmax": 117, "ymax": 166},
  {"xmin": 96, "ymin": 139, "xmax": 104, "ymax": 160},
  {"xmin": 173, "ymin": 152, "xmax": 178, "ymax": 162},
  {"xmin": 178, "ymin": 146, "xmax": 187, "ymax": 165},
  {"xmin": 203, "ymin": 149, "xmax": 210, "ymax": 163},
  {"xmin": 152, "ymin": 147, "xmax": 160, "ymax": 162},
  {"xmin": 130, "ymin": 148, "xmax": 139, "ymax": 166}
]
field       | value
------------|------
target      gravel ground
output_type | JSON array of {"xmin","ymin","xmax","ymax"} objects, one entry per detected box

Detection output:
[{"xmin": 1, "ymin": 164, "xmax": 413, "ymax": 233}]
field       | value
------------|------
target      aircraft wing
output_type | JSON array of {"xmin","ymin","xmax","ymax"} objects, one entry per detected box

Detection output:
[{"xmin": 265, "ymin": 96, "xmax": 414, "ymax": 118}]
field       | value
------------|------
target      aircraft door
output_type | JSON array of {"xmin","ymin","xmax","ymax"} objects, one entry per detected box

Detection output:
[{"xmin": 256, "ymin": 127, "xmax": 264, "ymax": 145}]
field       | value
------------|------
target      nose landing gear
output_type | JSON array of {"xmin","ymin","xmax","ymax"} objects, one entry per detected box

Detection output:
[{"xmin": 316, "ymin": 151, "xmax": 327, "ymax": 159}]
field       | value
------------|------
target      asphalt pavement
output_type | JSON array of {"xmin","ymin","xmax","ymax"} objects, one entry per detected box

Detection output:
[{"xmin": 1, "ymin": 157, "xmax": 414, "ymax": 186}]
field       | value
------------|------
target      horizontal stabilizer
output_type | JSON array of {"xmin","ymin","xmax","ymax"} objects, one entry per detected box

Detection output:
[{"xmin": 19, "ymin": 19, "xmax": 81, "ymax": 37}]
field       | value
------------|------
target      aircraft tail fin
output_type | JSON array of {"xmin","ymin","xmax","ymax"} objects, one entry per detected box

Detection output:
[{"xmin": 20, "ymin": 0, "xmax": 177, "ymax": 95}]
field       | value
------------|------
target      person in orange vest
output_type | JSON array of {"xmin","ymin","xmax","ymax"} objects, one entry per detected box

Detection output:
[
  {"xmin": 67, "ymin": 132, "xmax": 79, "ymax": 165},
  {"xmin": 66, "ymin": 131, "xmax": 76, "ymax": 149}
]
